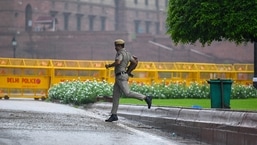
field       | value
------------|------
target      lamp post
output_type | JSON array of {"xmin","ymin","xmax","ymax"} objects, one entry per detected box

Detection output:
[
  {"xmin": 12, "ymin": 37, "xmax": 17, "ymax": 58},
  {"xmin": 253, "ymin": 42, "xmax": 257, "ymax": 89}
]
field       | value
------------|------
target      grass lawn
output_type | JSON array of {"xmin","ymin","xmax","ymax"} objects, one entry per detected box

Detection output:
[{"xmin": 120, "ymin": 98, "xmax": 257, "ymax": 111}]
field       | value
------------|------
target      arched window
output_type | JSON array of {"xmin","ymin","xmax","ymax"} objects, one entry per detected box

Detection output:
[{"xmin": 25, "ymin": 4, "xmax": 32, "ymax": 31}]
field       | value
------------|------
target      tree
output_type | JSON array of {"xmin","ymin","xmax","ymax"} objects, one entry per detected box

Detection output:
[
  {"xmin": 166, "ymin": 0, "xmax": 257, "ymax": 45},
  {"xmin": 166, "ymin": 0, "xmax": 257, "ymax": 87}
]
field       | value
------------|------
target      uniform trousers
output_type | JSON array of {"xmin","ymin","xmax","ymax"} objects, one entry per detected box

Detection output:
[{"xmin": 111, "ymin": 74, "xmax": 145, "ymax": 114}]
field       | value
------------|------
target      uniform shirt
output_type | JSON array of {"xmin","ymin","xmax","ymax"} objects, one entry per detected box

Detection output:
[{"xmin": 114, "ymin": 48, "xmax": 133, "ymax": 74}]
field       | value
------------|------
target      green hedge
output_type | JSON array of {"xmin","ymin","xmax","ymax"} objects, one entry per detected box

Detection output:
[
  {"xmin": 48, "ymin": 80, "xmax": 257, "ymax": 105},
  {"xmin": 48, "ymin": 80, "xmax": 112, "ymax": 105}
]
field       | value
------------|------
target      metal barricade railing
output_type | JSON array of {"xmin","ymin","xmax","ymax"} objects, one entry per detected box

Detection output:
[
  {"xmin": 131, "ymin": 62, "xmax": 157, "ymax": 84},
  {"xmin": 233, "ymin": 63, "xmax": 253, "ymax": 85},
  {"xmin": 174, "ymin": 62, "xmax": 199, "ymax": 85},
  {"xmin": 0, "ymin": 57, "xmax": 254, "ymax": 100},
  {"xmin": 0, "ymin": 58, "xmax": 51, "ymax": 100},
  {"xmin": 196, "ymin": 63, "xmax": 234, "ymax": 84},
  {"xmin": 215, "ymin": 64, "xmax": 236, "ymax": 80},
  {"xmin": 51, "ymin": 60, "xmax": 107, "ymax": 85},
  {"xmin": 155, "ymin": 62, "xmax": 179, "ymax": 83}
]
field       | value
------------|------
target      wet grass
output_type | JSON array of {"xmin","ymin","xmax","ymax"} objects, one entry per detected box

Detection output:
[{"xmin": 120, "ymin": 98, "xmax": 257, "ymax": 111}]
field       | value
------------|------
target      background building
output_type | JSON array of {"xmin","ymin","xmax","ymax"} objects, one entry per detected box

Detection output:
[{"xmin": 0, "ymin": 0, "xmax": 253, "ymax": 63}]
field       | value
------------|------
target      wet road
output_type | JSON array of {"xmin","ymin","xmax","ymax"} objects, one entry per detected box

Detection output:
[{"xmin": 0, "ymin": 99, "xmax": 204, "ymax": 145}]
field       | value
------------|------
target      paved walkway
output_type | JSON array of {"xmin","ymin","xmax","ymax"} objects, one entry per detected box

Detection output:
[{"xmin": 0, "ymin": 99, "xmax": 204, "ymax": 145}]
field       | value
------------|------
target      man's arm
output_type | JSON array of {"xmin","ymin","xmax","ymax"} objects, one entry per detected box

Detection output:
[
  {"xmin": 126, "ymin": 56, "xmax": 138, "ymax": 77},
  {"xmin": 105, "ymin": 59, "xmax": 121, "ymax": 69}
]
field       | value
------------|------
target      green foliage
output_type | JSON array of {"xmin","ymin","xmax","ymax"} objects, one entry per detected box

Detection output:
[
  {"xmin": 48, "ymin": 79, "xmax": 257, "ymax": 105},
  {"xmin": 131, "ymin": 81, "xmax": 210, "ymax": 99},
  {"xmin": 166, "ymin": 0, "xmax": 257, "ymax": 45},
  {"xmin": 48, "ymin": 79, "xmax": 112, "ymax": 105},
  {"xmin": 231, "ymin": 84, "xmax": 257, "ymax": 99},
  {"xmin": 186, "ymin": 82, "xmax": 210, "ymax": 99}
]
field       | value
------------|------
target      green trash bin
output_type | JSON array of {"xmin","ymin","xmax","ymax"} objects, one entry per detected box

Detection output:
[{"xmin": 207, "ymin": 79, "xmax": 233, "ymax": 109}]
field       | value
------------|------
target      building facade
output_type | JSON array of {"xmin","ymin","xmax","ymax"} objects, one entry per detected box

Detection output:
[
  {"xmin": 0, "ymin": 0, "xmax": 253, "ymax": 63},
  {"xmin": 2, "ymin": 0, "xmax": 168, "ymax": 36}
]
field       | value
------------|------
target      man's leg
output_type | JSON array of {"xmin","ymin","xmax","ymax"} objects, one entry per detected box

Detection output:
[
  {"xmin": 111, "ymin": 83, "xmax": 122, "ymax": 114},
  {"xmin": 118, "ymin": 80, "xmax": 152, "ymax": 109},
  {"xmin": 105, "ymin": 82, "xmax": 121, "ymax": 122}
]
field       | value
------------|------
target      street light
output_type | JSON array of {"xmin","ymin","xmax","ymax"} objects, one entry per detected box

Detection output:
[{"xmin": 12, "ymin": 37, "xmax": 17, "ymax": 58}]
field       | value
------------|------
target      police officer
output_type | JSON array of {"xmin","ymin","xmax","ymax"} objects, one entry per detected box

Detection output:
[{"xmin": 105, "ymin": 39, "xmax": 152, "ymax": 122}]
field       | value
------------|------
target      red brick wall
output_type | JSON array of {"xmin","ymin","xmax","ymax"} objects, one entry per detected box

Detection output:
[
  {"xmin": 0, "ymin": 0, "xmax": 254, "ymax": 63},
  {"xmin": 0, "ymin": 31, "xmax": 254, "ymax": 63}
]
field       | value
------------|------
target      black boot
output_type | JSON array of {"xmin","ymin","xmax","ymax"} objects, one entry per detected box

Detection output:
[
  {"xmin": 105, "ymin": 114, "xmax": 118, "ymax": 122},
  {"xmin": 145, "ymin": 96, "xmax": 152, "ymax": 109}
]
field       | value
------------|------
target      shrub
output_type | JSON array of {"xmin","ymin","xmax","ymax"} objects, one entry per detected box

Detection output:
[
  {"xmin": 48, "ymin": 79, "xmax": 112, "ymax": 105},
  {"xmin": 48, "ymin": 79, "xmax": 257, "ymax": 105},
  {"xmin": 231, "ymin": 84, "xmax": 257, "ymax": 99},
  {"xmin": 186, "ymin": 82, "xmax": 210, "ymax": 99}
]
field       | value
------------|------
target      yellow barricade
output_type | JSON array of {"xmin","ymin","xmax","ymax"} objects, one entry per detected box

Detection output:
[
  {"xmin": 0, "ymin": 57, "xmax": 254, "ymax": 100},
  {"xmin": 233, "ymin": 64, "xmax": 253, "ymax": 85},
  {"xmin": 154, "ymin": 62, "xmax": 180, "ymax": 84},
  {"xmin": 216, "ymin": 64, "xmax": 236, "ymax": 80},
  {"xmin": 51, "ymin": 59, "xmax": 107, "ymax": 85},
  {"xmin": 0, "ymin": 58, "xmax": 51, "ymax": 100},
  {"xmin": 129, "ymin": 62, "xmax": 157, "ymax": 84},
  {"xmin": 197, "ymin": 63, "xmax": 235, "ymax": 84},
  {"xmin": 153, "ymin": 62, "xmax": 199, "ymax": 85},
  {"xmin": 174, "ymin": 62, "xmax": 199, "ymax": 84}
]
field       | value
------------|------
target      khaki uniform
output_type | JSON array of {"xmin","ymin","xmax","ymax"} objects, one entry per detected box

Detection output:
[{"xmin": 111, "ymin": 48, "xmax": 145, "ymax": 114}]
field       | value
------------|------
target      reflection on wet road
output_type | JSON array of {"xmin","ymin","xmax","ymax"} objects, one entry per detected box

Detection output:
[{"xmin": 0, "ymin": 100, "xmax": 206, "ymax": 145}]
